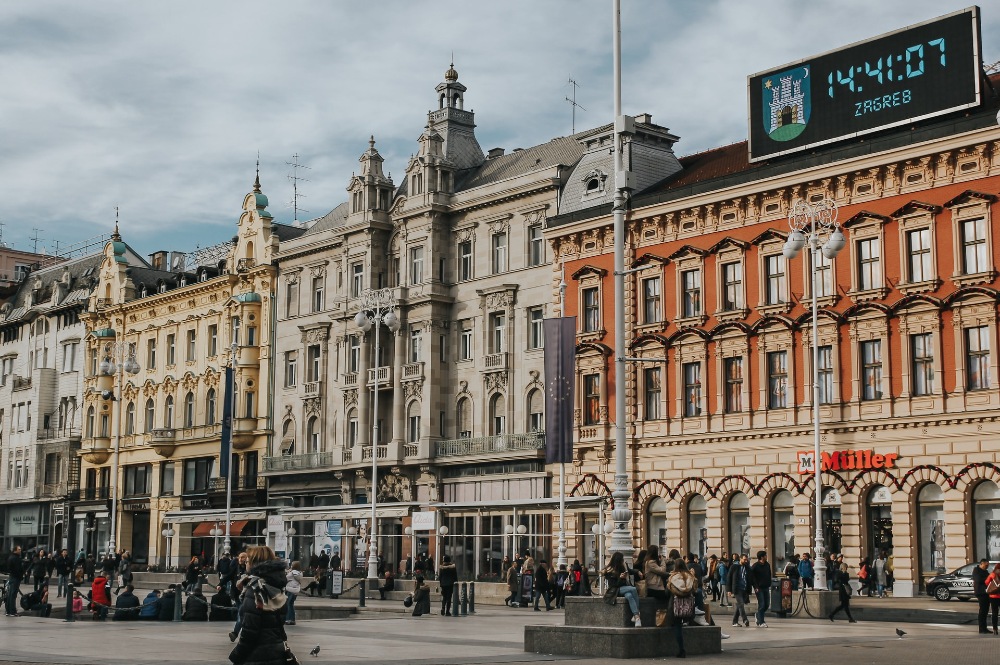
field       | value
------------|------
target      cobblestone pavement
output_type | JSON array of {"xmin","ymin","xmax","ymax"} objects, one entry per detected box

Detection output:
[{"xmin": 0, "ymin": 605, "xmax": 995, "ymax": 665}]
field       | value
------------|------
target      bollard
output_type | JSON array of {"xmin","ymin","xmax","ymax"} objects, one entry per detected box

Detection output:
[
  {"xmin": 64, "ymin": 584, "xmax": 74, "ymax": 622},
  {"xmin": 326, "ymin": 570, "xmax": 333, "ymax": 598},
  {"xmin": 452, "ymin": 583, "xmax": 459, "ymax": 617},
  {"xmin": 469, "ymin": 582, "xmax": 475, "ymax": 614},
  {"xmin": 460, "ymin": 582, "xmax": 468, "ymax": 617},
  {"xmin": 358, "ymin": 580, "xmax": 366, "ymax": 608},
  {"xmin": 173, "ymin": 586, "xmax": 183, "ymax": 622}
]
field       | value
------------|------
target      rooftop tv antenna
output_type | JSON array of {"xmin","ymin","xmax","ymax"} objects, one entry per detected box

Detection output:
[
  {"xmin": 986, "ymin": 59, "xmax": 1000, "ymax": 75},
  {"xmin": 566, "ymin": 76, "xmax": 586, "ymax": 134},
  {"xmin": 0, "ymin": 220, "xmax": 6, "ymax": 248},
  {"xmin": 286, "ymin": 153, "xmax": 311, "ymax": 224},
  {"xmin": 30, "ymin": 228, "xmax": 43, "ymax": 254}
]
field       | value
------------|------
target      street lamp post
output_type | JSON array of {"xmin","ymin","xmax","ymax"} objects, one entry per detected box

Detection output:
[
  {"xmin": 354, "ymin": 288, "xmax": 401, "ymax": 583},
  {"xmin": 782, "ymin": 197, "xmax": 844, "ymax": 591},
  {"xmin": 210, "ymin": 523, "xmax": 223, "ymax": 565},
  {"xmin": 223, "ymin": 342, "xmax": 238, "ymax": 556},
  {"xmin": 161, "ymin": 528, "xmax": 175, "ymax": 569},
  {"xmin": 99, "ymin": 341, "xmax": 140, "ymax": 558}
]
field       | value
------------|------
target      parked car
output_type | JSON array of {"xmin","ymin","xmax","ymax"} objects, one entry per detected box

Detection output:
[{"xmin": 926, "ymin": 562, "xmax": 1000, "ymax": 601}]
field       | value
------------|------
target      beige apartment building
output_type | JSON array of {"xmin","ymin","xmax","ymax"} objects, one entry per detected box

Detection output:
[{"xmin": 74, "ymin": 179, "xmax": 303, "ymax": 565}]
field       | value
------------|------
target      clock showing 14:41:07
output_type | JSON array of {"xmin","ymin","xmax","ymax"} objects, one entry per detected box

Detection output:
[{"xmin": 827, "ymin": 38, "xmax": 946, "ymax": 97}]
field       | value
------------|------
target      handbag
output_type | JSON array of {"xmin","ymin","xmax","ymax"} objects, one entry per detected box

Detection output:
[
  {"xmin": 283, "ymin": 642, "xmax": 300, "ymax": 665},
  {"xmin": 655, "ymin": 608, "xmax": 669, "ymax": 627},
  {"xmin": 672, "ymin": 594, "xmax": 695, "ymax": 620},
  {"xmin": 403, "ymin": 594, "xmax": 413, "ymax": 608},
  {"xmin": 602, "ymin": 585, "xmax": 618, "ymax": 605},
  {"xmin": 636, "ymin": 580, "xmax": 647, "ymax": 598},
  {"xmin": 988, "ymin": 576, "xmax": 1000, "ymax": 595}
]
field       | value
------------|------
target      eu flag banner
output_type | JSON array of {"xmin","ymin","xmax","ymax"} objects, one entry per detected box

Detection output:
[
  {"xmin": 543, "ymin": 316, "xmax": 576, "ymax": 464},
  {"xmin": 219, "ymin": 365, "xmax": 234, "ymax": 478}
]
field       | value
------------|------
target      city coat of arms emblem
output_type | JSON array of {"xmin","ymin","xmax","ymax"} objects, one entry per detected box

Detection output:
[{"xmin": 763, "ymin": 66, "xmax": 810, "ymax": 142}]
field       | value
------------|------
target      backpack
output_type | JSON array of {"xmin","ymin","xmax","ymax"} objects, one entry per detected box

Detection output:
[
  {"xmin": 987, "ymin": 574, "xmax": 1000, "ymax": 595},
  {"xmin": 20, "ymin": 590, "xmax": 40, "ymax": 611}
]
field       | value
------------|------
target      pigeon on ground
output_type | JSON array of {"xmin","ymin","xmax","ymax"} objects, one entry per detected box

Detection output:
[
  {"xmin": 895, "ymin": 628, "xmax": 906, "ymax": 639},
  {"xmin": 309, "ymin": 645, "xmax": 321, "ymax": 657}
]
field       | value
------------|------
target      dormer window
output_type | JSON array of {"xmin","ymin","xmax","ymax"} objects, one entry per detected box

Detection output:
[
  {"xmin": 580, "ymin": 169, "xmax": 608, "ymax": 200},
  {"xmin": 158, "ymin": 282, "xmax": 167, "ymax": 294},
  {"xmin": 179, "ymin": 276, "xmax": 187, "ymax": 287},
  {"xmin": 139, "ymin": 285, "xmax": 147, "ymax": 298},
  {"xmin": 587, "ymin": 178, "xmax": 600, "ymax": 193}
]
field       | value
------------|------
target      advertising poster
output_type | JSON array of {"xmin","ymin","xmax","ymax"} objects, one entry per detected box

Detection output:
[{"xmin": 987, "ymin": 520, "xmax": 1000, "ymax": 561}]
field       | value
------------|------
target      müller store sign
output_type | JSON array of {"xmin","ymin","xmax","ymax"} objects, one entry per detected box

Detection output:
[{"xmin": 797, "ymin": 449, "xmax": 900, "ymax": 474}]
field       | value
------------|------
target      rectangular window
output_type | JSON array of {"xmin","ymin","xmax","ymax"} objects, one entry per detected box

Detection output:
[
  {"xmin": 681, "ymin": 270, "xmax": 701, "ymax": 317},
  {"xmin": 642, "ymin": 277, "xmax": 662, "ymax": 324},
  {"xmin": 62, "ymin": 342, "xmax": 78, "ymax": 372},
  {"xmin": 243, "ymin": 452, "xmax": 259, "ymax": 489},
  {"xmin": 231, "ymin": 317, "xmax": 241, "ymax": 346},
  {"xmin": 490, "ymin": 313, "xmax": 506, "ymax": 353},
  {"xmin": 582, "ymin": 287, "xmax": 600, "ymax": 332},
  {"xmin": 861, "ymin": 340, "xmax": 883, "ymax": 401},
  {"xmin": 817, "ymin": 345, "xmax": 833, "ymax": 405},
  {"xmin": 528, "ymin": 225, "xmax": 544, "ymax": 267},
  {"xmin": 166, "ymin": 334, "xmax": 175, "ymax": 365},
  {"xmin": 307, "ymin": 345, "xmax": 321, "ymax": 382},
  {"xmin": 186, "ymin": 330, "xmax": 196, "ymax": 361},
  {"xmin": 911, "ymin": 333, "xmax": 934, "ymax": 396},
  {"xmin": 458, "ymin": 240, "xmax": 473, "ymax": 281},
  {"xmin": 208, "ymin": 325, "xmax": 218, "ymax": 356},
  {"xmin": 583, "ymin": 373, "xmax": 600, "ymax": 425},
  {"xmin": 123, "ymin": 464, "xmax": 151, "ymax": 497},
  {"xmin": 312, "ymin": 276, "xmax": 325, "ymax": 312},
  {"xmin": 907, "ymin": 228, "xmax": 932, "ymax": 283},
  {"xmin": 683, "ymin": 362, "xmax": 701, "ymax": 417},
  {"xmin": 409, "ymin": 328, "xmax": 422, "ymax": 363},
  {"xmin": 246, "ymin": 326, "xmax": 257, "ymax": 347},
  {"xmin": 962, "ymin": 218, "xmax": 988, "ymax": 274},
  {"xmin": 146, "ymin": 339, "xmax": 156, "ymax": 369},
  {"xmin": 460, "ymin": 323, "xmax": 473, "ymax": 361},
  {"xmin": 967, "ymin": 326, "xmax": 991, "ymax": 391},
  {"xmin": 528, "ymin": 307, "xmax": 544, "ymax": 350},
  {"xmin": 765, "ymin": 255, "xmax": 787, "ymax": 305},
  {"xmin": 767, "ymin": 351, "xmax": 788, "ymax": 409},
  {"xmin": 285, "ymin": 280, "xmax": 299, "ymax": 317},
  {"xmin": 244, "ymin": 391, "xmax": 255, "ymax": 418},
  {"xmin": 644, "ymin": 367, "xmax": 661, "ymax": 420},
  {"xmin": 182, "ymin": 458, "xmax": 213, "ymax": 494},
  {"xmin": 351, "ymin": 262, "xmax": 364, "ymax": 297},
  {"xmin": 724, "ymin": 357, "xmax": 743, "ymax": 413},
  {"xmin": 722, "ymin": 262, "xmax": 743, "ymax": 310},
  {"xmin": 812, "ymin": 251, "xmax": 834, "ymax": 297},
  {"xmin": 347, "ymin": 335, "xmax": 360, "ymax": 373},
  {"xmin": 284, "ymin": 351, "xmax": 297, "ymax": 388},
  {"xmin": 857, "ymin": 238, "xmax": 882, "ymax": 290},
  {"xmin": 491, "ymin": 232, "xmax": 508, "ymax": 274},
  {"xmin": 409, "ymin": 247, "xmax": 424, "ymax": 284}
]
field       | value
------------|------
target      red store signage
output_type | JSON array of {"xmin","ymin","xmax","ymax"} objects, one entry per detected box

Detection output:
[{"xmin": 797, "ymin": 449, "xmax": 899, "ymax": 474}]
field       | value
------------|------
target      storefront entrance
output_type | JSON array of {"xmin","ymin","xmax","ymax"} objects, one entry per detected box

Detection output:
[{"xmin": 866, "ymin": 485, "xmax": 894, "ymax": 560}]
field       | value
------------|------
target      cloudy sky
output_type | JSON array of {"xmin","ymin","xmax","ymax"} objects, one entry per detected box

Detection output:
[{"xmin": 2, "ymin": 1, "xmax": 997, "ymax": 258}]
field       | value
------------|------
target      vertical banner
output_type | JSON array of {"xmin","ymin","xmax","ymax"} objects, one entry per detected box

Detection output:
[
  {"xmin": 219, "ymin": 366, "xmax": 234, "ymax": 478},
  {"xmin": 543, "ymin": 316, "xmax": 576, "ymax": 464}
]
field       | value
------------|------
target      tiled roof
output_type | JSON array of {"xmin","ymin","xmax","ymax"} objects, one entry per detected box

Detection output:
[
  {"xmin": 272, "ymin": 222, "xmax": 307, "ymax": 242},
  {"xmin": 303, "ymin": 202, "xmax": 349, "ymax": 236},
  {"xmin": 0, "ymin": 253, "xmax": 105, "ymax": 323}
]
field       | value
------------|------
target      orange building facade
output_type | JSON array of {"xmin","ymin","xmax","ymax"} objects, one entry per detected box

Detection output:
[{"xmin": 547, "ymin": 74, "xmax": 1000, "ymax": 597}]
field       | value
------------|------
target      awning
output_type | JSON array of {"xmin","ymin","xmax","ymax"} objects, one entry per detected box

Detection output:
[
  {"xmin": 427, "ymin": 496, "xmax": 607, "ymax": 512},
  {"xmin": 192, "ymin": 520, "xmax": 249, "ymax": 538},
  {"xmin": 162, "ymin": 508, "xmax": 267, "ymax": 524},
  {"xmin": 278, "ymin": 502, "xmax": 419, "ymax": 522}
]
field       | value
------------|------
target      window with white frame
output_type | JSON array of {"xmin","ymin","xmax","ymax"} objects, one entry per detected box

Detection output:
[
  {"xmin": 457, "ymin": 398, "xmax": 472, "ymax": 438},
  {"xmin": 683, "ymin": 362, "xmax": 701, "ymax": 417},
  {"xmin": 722, "ymin": 262, "xmax": 743, "ymax": 310},
  {"xmin": 528, "ymin": 224, "xmax": 544, "ymax": 267},
  {"xmin": 284, "ymin": 351, "xmax": 298, "ymax": 388},
  {"xmin": 966, "ymin": 326, "xmax": 991, "ymax": 391},
  {"xmin": 166, "ymin": 334, "xmax": 175, "ymax": 365},
  {"xmin": 164, "ymin": 395, "xmax": 174, "ymax": 427},
  {"xmin": 312, "ymin": 275, "xmax": 325, "ymax": 312},
  {"xmin": 491, "ymin": 232, "xmax": 508, "ymax": 274},
  {"xmin": 643, "ymin": 277, "xmax": 662, "ymax": 324},
  {"xmin": 489, "ymin": 313, "xmax": 505, "ymax": 353},
  {"xmin": 857, "ymin": 238, "xmax": 882, "ymax": 290},
  {"xmin": 458, "ymin": 240, "xmax": 473, "ymax": 281},
  {"xmin": 527, "ymin": 389, "xmax": 543, "ymax": 432},
  {"xmin": 407, "ymin": 402, "xmax": 421, "ymax": 442},
  {"xmin": 817, "ymin": 345, "xmax": 833, "ymax": 404},
  {"xmin": 724, "ymin": 357, "xmax": 743, "ymax": 413},
  {"xmin": 460, "ymin": 322, "xmax": 473, "ymax": 361},
  {"xmin": 911, "ymin": 333, "xmax": 934, "ymax": 396},
  {"xmin": 145, "ymin": 399, "xmax": 155, "ymax": 432},
  {"xmin": 147, "ymin": 339, "xmax": 156, "ymax": 369},
  {"xmin": 347, "ymin": 409, "xmax": 358, "ymax": 447},
  {"xmin": 582, "ymin": 287, "xmax": 600, "ymax": 332},
  {"xmin": 861, "ymin": 340, "xmax": 883, "ymax": 400},
  {"xmin": 208, "ymin": 325, "xmax": 218, "ymax": 356},
  {"xmin": 306, "ymin": 345, "xmax": 321, "ymax": 382},
  {"xmin": 409, "ymin": 328, "xmax": 422, "ymax": 363},
  {"xmin": 644, "ymin": 367, "xmax": 662, "ymax": 420},
  {"xmin": 186, "ymin": 330, "xmax": 196, "ymax": 361},
  {"xmin": 765, "ymin": 255, "xmax": 787, "ymax": 304},
  {"xmin": 347, "ymin": 335, "xmax": 360, "ymax": 373},
  {"xmin": 62, "ymin": 342, "xmax": 78, "ymax": 372},
  {"xmin": 907, "ymin": 228, "xmax": 933, "ymax": 282},
  {"xmin": 767, "ymin": 351, "xmax": 788, "ymax": 408},
  {"xmin": 125, "ymin": 402, "xmax": 135, "ymax": 435},
  {"xmin": 184, "ymin": 392, "xmax": 195, "ymax": 428},
  {"xmin": 351, "ymin": 263, "xmax": 364, "ymax": 297},
  {"xmin": 962, "ymin": 218, "xmax": 988, "ymax": 274},
  {"xmin": 528, "ymin": 307, "xmax": 544, "ymax": 350},
  {"xmin": 206, "ymin": 389, "xmax": 216, "ymax": 425},
  {"xmin": 409, "ymin": 247, "xmax": 424, "ymax": 284},
  {"xmin": 681, "ymin": 270, "xmax": 701, "ymax": 317},
  {"xmin": 810, "ymin": 251, "xmax": 834, "ymax": 297},
  {"xmin": 286, "ymin": 279, "xmax": 299, "ymax": 317}
]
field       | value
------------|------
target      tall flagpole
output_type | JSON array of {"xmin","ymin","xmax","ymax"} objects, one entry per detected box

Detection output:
[{"xmin": 557, "ymin": 266, "xmax": 568, "ymax": 569}]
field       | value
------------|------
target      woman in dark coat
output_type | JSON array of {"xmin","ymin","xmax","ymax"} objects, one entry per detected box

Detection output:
[
  {"xmin": 828, "ymin": 566, "xmax": 857, "ymax": 622},
  {"xmin": 411, "ymin": 575, "xmax": 431, "ymax": 617},
  {"xmin": 229, "ymin": 546, "xmax": 295, "ymax": 665},
  {"xmin": 185, "ymin": 556, "xmax": 203, "ymax": 592}
]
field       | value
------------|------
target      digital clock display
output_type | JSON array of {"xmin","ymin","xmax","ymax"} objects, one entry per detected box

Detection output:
[{"xmin": 748, "ymin": 7, "xmax": 981, "ymax": 162}]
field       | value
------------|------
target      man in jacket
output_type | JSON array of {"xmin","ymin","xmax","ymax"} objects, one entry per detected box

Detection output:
[
  {"xmin": 533, "ymin": 561, "xmax": 553, "ymax": 611},
  {"xmin": 217, "ymin": 552, "xmax": 236, "ymax": 597},
  {"xmin": 798, "ymin": 553, "xmax": 814, "ymax": 589},
  {"xmin": 973, "ymin": 558, "xmax": 992, "ymax": 634},
  {"xmin": 138, "ymin": 590, "xmax": 160, "ymax": 620},
  {"xmin": 727, "ymin": 554, "xmax": 751, "ymax": 627},
  {"xmin": 5, "ymin": 545, "xmax": 23, "ymax": 616},
  {"xmin": 113, "ymin": 585, "xmax": 141, "ymax": 621},
  {"xmin": 438, "ymin": 555, "xmax": 458, "ymax": 615},
  {"xmin": 54, "ymin": 549, "xmax": 73, "ymax": 598},
  {"xmin": 749, "ymin": 550, "xmax": 773, "ymax": 628}
]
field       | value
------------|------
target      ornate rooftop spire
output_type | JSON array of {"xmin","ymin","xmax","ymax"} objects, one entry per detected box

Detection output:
[
  {"xmin": 112, "ymin": 206, "xmax": 121, "ymax": 242},
  {"xmin": 254, "ymin": 153, "xmax": 261, "ymax": 193}
]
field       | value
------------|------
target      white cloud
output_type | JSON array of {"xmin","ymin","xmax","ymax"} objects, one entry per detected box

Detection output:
[{"xmin": 0, "ymin": 0, "xmax": 995, "ymax": 256}]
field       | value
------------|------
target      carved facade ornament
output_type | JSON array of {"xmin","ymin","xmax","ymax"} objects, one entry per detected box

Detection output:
[
  {"xmin": 285, "ymin": 271, "xmax": 300, "ymax": 286},
  {"xmin": 122, "ymin": 382, "xmax": 139, "ymax": 401},
  {"xmin": 161, "ymin": 376, "xmax": 178, "ymax": 394},
  {"xmin": 303, "ymin": 397, "xmax": 321, "ymax": 416},
  {"xmin": 523, "ymin": 208, "xmax": 548, "ymax": 225},
  {"xmin": 309, "ymin": 263, "xmax": 327, "ymax": 278},
  {"xmin": 389, "ymin": 196, "xmax": 406, "ymax": 216},
  {"xmin": 486, "ymin": 215, "xmax": 512, "ymax": 235},
  {"xmin": 377, "ymin": 473, "xmax": 410, "ymax": 502},
  {"xmin": 142, "ymin": 381, "xmax": 159, "ymax": 398},
  {"xmin": 345, "ymin": 389, "xmax": 358, "ymax": 407},
  {"xmin": 203, "ymin": 370, "xmax": 220, "ymax": 388},
  {"xmin": 484, "ymin": 291, "xmax": 514, "ymax": 310},
  {"xmin": 484, "ymin": 372, "xmax": 508, "ymax": 394},
  {"xmin": 455, "ymin": 227, "xmax": 474, "ymax": 243},
  {"xmin": 181, "ymin": 373, "xmax": 199, "ymax": 391},
  {"xmin": 403, "ymin": 380, "xmax": 424, "ymax": 402},
  {"xmin": 303, "ymin": 327, "xmax": 330, "ymax": 344}
]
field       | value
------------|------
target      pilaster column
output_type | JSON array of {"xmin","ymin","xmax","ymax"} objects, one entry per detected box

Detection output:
[
  {"xmin": 391, "ymin": 328, "xmax": 406, "ymax": 445},
  {"xmin": 358, "ymin": 335, "xmax": 370, "ymax": 447}
]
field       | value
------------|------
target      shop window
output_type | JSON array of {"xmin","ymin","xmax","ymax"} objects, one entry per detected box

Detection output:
[
  {"xmin": 866, "ymin": 484, "xmax": 894, "ymax": 560},
  {"xmin": 821, "ymin": 488, "xmax": 843, "ymax": 555},
  {"xmin": 687, "ymin": 494, "xmax": 708, "ymax": 561},
  {"xmin": 973, "ymin": 481, "xmax": 1000, "ymax": 561},
  {"xmin": 918, "ymin": 483, "xmax": 946, "ymax": 575},
  {"xmin": 771, "ymin": 490, "xmax": 794, "ymax": 568},
  {"xmin": 647, "ymin": 497, "xmax": 667, "ymax": 551},
  {"xmin": 728, "ymin": 492, "xmax": 751, "ymax": 558}
]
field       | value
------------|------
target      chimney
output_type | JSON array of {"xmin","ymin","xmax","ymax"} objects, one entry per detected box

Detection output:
[
  {"xmin": 149, "ymin": 251, "xmax": 168, "ymax": 271},
  {"xmin": 635, "ymin": 113, "xmax": 652, "ymax": 124},
  {"xmin": 487, "ymin": 147, "xmax": 505, "ymax": 159},
  {"xmin": 169, "ymin": 252, "xmax": 186, "ymax": 272}
]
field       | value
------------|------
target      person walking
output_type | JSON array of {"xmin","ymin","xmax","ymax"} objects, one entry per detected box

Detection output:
[
  {"xmin": 716, "ymin": 555, "xmax": 729, "ymax": 606},
  {"xmin": 533, "ymin": 561, "xmax": 553, "ymax": 611},
  {"xmin": 797, "ymin": 553, "xmax": 814, "ymax": 590},
  {"xmin": 974, "ymin": 558, "xmax": 992, "ymax": 634},
  {"xmin": 986, "ymin": 562, "xmax": 1000, "ymax": 635},
  {"xmin": 116, "ymin": 551, "xmax": 133, "ymax": 594},
  {"xmin": 707, "ymin": 554, "xmax": 721, "ymax": 603},
  {"xmin": 602, "ymin": 552, "xmax": 641, "ymax": 626},
  {"xmin": 4, "ymin": 545, "xmax": 23, "ymax": 616},
  {"xmin": 217, "ymin": 552, "xmax": 236, "ymax": 597},
  {"xmin": 504, "ymin": 560, "xmax": 520, "ymax": 606},
  {"xmin": 873, "ymin": 552, "xmax": 889, "ymax": 598},
  {"xmin": 284, "ymin": 561, "xmax": 302, "ymax": 625},
  {"xmin": 828, "ymin": 565, "xmax": 857, "ymax": 623},
  {"xmin": 185, "ymin": 556, "xmax": 202, "ymax": 593},
  {"xmin": 54, "ymin": 549, "xmax": 72, "ymax": 598},
  {"xmin": 554, "ymin": 564, "xmax": 570, "ymax": 609},
  {"xmin": 857, "ymin": 557, "xmax": 871, "ymax": 596},
  {"xmin": 727, "ymin": 553, "xmax": 751, "ymax": 627},
  {"xmin": 229, "ymin": 546, "xmax": 295, "ymax": 665},
  {"xmin": 438, "ymin": 555, "xmax": 457, "ymax": 615},
  {"xmin": 749, "ymin": 550, "xmax": 772, "ymax": 628},
  {"xmin": 31, "ymin": 550, "xmax": 48, "ymax": 592}
]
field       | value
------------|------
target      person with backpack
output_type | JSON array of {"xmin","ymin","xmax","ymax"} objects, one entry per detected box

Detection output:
[
  {"xmin": 986, "ymin": 562, "xmax": 1000, "ymax": 635},
  {"xmin": 554, "ymin": 564, "xmax": 570, "ymax": 609},
  {"xmin": 857, "ymin": 557, "xmax": 871, "ymax": 596},
  {"xmin": 784, "ymin": 554, "xmax": 801, "ymax": 591},
  {"xmin": 667, "ymin": 559, "xmax": 697, "ymax": 658}
]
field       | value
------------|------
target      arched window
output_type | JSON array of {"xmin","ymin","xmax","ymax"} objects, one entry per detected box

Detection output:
[
  {"xmin": 770, "ymin": 490, "xmax": 795, "ymax": 568},
  {"xmin": 281, "ymin": 419, "xmax": 294, "ymax": 454},
  {"xmin": 145, "ymin": 398, "xmax": 155, "ymax": 432},
  {"xmin": 407, "ymin": 402, "xmax": 421, "ymax": 443},
  {"xmin": 973, "ymin": 481, "xmax": 1000, "ymax": 561},
  {"xmin": 124, "ymin": 402, "xmax": 135, "ymax": 436},
  {"xmin": 917, "ymin": 483, "xmax": 946, "ymax": 575},
  {"xmin": 164, "ymin": 395, "xmax": 174, "ymax": 428},
  {"xmin": 821, "ymin": 488, "xmax": 843, "ymax": 555},
  {"xmin": 307, "ymin": 417, "xmax": 319, "ymax": 453},
  {"xmin": 86, "ymin": 406, "xmax": 95, "ymax": 438},
  {"xmin": 728, "ymin": 492, "xmax": 751, "ymax": 558},
  {"xmin": 206, "ymin": 388, "xmax": 217, "ymax": 425},
  {"xmin": 456, "ymin": 398, "xmax": 471, "ymax": 438},
  {"xmin": 687, "ymin": 494, "xmax": 708, "ymax": 560},
  {"xmin": 490, "ymin": 394, "xmax": 506, "ymax": 436},
  {"xmin": 866, "ymin": 484, "xmax": 893, "ymax": 560},
  {"xmin": 184, "ymin": 392, "xmax": 195, "ymax": 428},
  {"xmin": 647, "ymin": 497, "xmax": 667, "ymax": 550},
  {"xmin": 526, "ymin": 389, "xmax": 543, "ymax": 432},
  {"xmin": 347, "ymin": 408, "xmax": 359, "ymax": 447}
]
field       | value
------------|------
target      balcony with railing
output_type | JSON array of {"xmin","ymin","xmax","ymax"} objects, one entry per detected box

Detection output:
[
  {"xmin": 236, "ymin": 258, "xmax": 256, "ymax": 273},
  {"xmin": 435, "ymin": 431, "xmax": 545, "ymax": 462},
  {"xmin": 343, "ymin": 372, "xmax": 358, "ymax": 388},
  {"xmin": 484, "ymin": 352, "xmax": 509, "ymax": 372},
  {"xmin": 303, "ymin": 381, "xmax": 322, "ymax": 396},
  {"xmin": 262, "ymin": 451, "xmax": 334, "ymax": 473},
  {"xmin": 209, "ymin": 476, "xmax": 266, "ymax": 492},
  {"xmin": 37, "ymin": 427, "xmax": 81, "ymax": 442},
  {"xmin": 41, "ymin": 481, "xmax": 69, "ymax": 498},
  {"xmin": 12, "ymin": 375, "xmax": 31, "ymax": 391},
  {"xmin": 367, "ymin": 366, "xmax": 392, "ymax": 386},
  {"xmin": 361, "ymin": 445, "xmax": 388, "ymax": 461},
  {"xmin": 402, "ymin": 362, "xmax": 424, "ymax": 380},
  {"xmin": 82, "ymin": 486, "xmax": 111, "ymax": 502},
  {"xmin": 403, "ymin": 443, "xmax": 419, "ymax": 458}
]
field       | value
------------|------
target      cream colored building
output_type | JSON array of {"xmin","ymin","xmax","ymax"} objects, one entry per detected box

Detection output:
[{"xmin": 75, "ymin": 177, "xmax": 304, "ymax": 565}]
